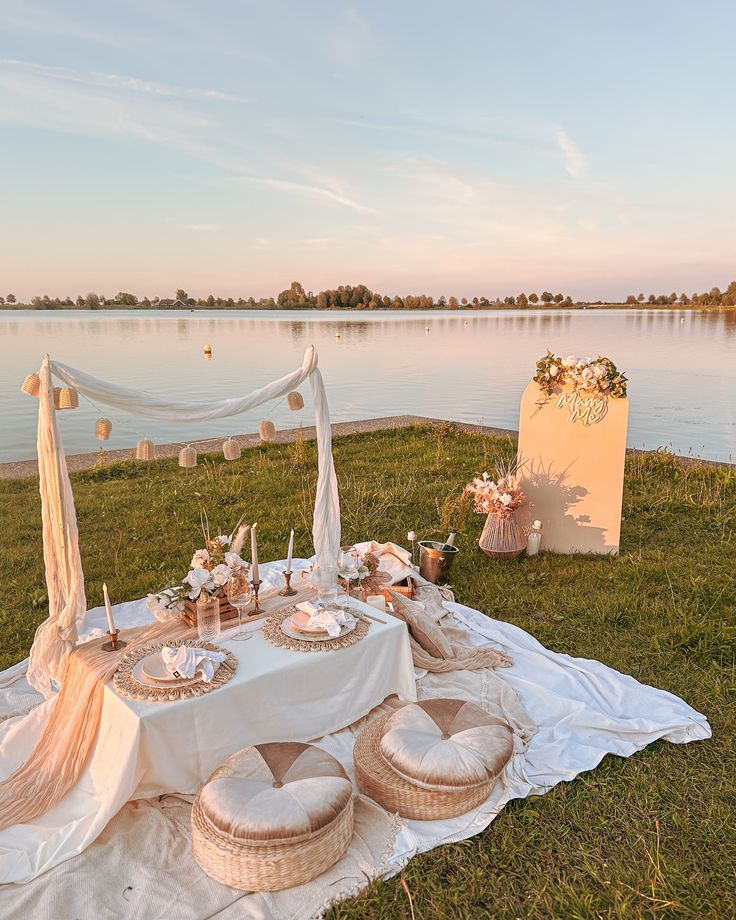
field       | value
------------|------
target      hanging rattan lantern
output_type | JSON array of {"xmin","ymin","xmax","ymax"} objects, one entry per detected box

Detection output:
[
  {"xmin": 21, "ymin": 373, "xmax": 41, "ymax": 397},
  {"xmin": 95, "ymin": 418, "xmax": 112, "ymax": 441},
  {"xmin": 179, "ymin": 444, "xmax": 197, "ymax": 468},
  {"xmin": 259, "ymin": 420, "xmax": 276, "ymax": 443},
  {"xmin": 53, "ymin": 387, "xmax": 62, "ymax": 409},
  {"xmin": 223, "ymin": 437, "xmax": 241, "ymax": 461},
  {"xmin": 136, "ymin": 438, "xmax": 154, "ymax": 461},
  {"xmin": 58, "ymin": 387, "xmax": 79, "ymax": 409},
  {"xmin": 287, "ymin": 391, "xmax": 304, "ymax": 411}
]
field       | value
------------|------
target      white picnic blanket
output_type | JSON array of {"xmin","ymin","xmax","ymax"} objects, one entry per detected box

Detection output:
[{"xmin": 0, "ymin": 554, "xmax": 710, "ymax": 918}]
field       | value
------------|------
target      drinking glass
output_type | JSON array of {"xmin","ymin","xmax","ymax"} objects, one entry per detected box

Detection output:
[
  {"xmin": 227, "ymin": 570, "xmax": 253, "ymax": 641},
  {"xmin": 196, "ymin": 594, "xmax": 221, "ymax": 643},
  {"xmin": 338, "ymin": 545, "xmax": 360, "ymax": 597},
  {"xmin": 311, "ymin": 562, "xmax": 339, "ymax": 610}
]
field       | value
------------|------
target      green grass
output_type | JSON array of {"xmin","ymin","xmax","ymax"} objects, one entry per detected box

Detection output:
[{"xmin": 0, "ymin": 424, "xmax": 734, "ymax": 918}]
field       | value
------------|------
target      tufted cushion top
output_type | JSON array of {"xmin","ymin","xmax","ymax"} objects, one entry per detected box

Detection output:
[
  {"xmin": 199, "ymin": 742, "xmax": 353, "ymax": 844},
  {"xmin": 379, "ymin": 699, "xmax": 514, "ymax": 792}
]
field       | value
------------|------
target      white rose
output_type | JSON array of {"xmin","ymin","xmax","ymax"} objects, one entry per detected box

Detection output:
[
  {"xmin": 225, "ymin": 552, "xmax": 248, "ymax": 571},
  {"xmin": 550, "ymin": 364, "xmax": 559, "ymax": 376},
  {"xmin": 185, "ymin": 567, "xmax": 211, "ymax": 598},
  {"xmin": 562, "ymin": 355, "xmax": 577, "ymax": 367},
  {"xmin": 210, "ymin": 563, "xmax": 230, "ymax": 587},
  {"xmin": 500, "ymin": 493, "xmax": 512, "ymax": 506}
]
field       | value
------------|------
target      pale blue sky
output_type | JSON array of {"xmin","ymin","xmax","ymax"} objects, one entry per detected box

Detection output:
[{"xmin": 1, "ymin": 0, "xmax": 734, "ymax": 300}]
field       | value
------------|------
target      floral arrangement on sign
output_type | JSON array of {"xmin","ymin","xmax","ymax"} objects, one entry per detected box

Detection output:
[
  {"xmin": 465, "ymin": 468, "xmax": 526, "ymax": 518},
  {"xmin": 533, "ymin": 352, "xmax": 627, "ymax": 399},
  {"xmin": 147, "ymin": 514, "xmax": 250, "ymax": 621}
]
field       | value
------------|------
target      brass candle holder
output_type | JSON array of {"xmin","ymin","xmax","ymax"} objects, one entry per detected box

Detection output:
[
  {"xmin": 279, "ymin": 571, "xmax": 297, "ymax": 597},
  {"xmin": 251, "ymin": 579, "xmax": 263, "ymax": 615},
  {"xmin": 101, "ymin": 629, "xmax": 127, "ymax": 652}
]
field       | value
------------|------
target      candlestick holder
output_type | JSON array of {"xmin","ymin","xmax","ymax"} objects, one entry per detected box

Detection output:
[
  {"xmin": 278, "ymin": 571, "xmax": 297, "ymax": 597},
  {"xmin": 251, "ymin": 579, "xmax": 263, "ymax": 615},
  {"xmin": 101, "ymin": 629, "xmax": 127, "ymax": 652}
]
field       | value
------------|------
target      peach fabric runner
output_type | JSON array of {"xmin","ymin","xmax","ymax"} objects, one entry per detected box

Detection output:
[
  {"xmin": 0, "ymin": 583, "xmax": 321, "ymax": 833},
  {"xmin": 0, "ymin": 618, "xmax": 193, "ymax": 831}
]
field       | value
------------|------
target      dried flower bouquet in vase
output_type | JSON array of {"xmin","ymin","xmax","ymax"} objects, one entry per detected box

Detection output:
[{"xmin": 466, "ymin": 463, "xmax": 527, "ymax": 559}]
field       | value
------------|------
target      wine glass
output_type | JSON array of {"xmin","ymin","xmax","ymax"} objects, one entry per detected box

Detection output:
[
  {"xmin": 311, "ymin": 562, "xmax": 338, "ymax": 610},
  {"xmin": 227, "ymin": 570, "xmax": 253, "ymax": 641},
  {"xmin": 338, "ymin": 545, "xmax": 360, "ymax": 597}
]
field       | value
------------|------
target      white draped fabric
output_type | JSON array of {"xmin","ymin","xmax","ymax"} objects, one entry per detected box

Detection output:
[{"xmin": 26, "ymin": 345, "xmax": 340, "ymax": 697}]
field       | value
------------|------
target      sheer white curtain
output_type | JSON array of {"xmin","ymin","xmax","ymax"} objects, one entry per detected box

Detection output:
[{"xmin": 26, "ymin": 345, "xmax": 340, "ymax": 696}]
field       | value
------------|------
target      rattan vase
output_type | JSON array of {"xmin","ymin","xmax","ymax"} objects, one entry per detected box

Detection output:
[{"xmin": 478, "ymin": 511, "xmax": 526, "ymax": 560}]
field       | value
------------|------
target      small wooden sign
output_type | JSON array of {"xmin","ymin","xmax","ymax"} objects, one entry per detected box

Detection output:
[{"xmin": 516, "ymin": 382, "xmax": 628, "ymax": 555}]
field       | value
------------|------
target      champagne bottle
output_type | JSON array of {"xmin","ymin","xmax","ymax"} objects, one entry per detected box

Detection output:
[{"xmin": 444, "ymin": 529, "xmax": 458, "ymax": 549}]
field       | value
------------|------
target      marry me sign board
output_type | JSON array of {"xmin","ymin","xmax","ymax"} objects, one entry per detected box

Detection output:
[{"xmin": 516, "ymin": 354, "xmax": 629, "ymax": 555}]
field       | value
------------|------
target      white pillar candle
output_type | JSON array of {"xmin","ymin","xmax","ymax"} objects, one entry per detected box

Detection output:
[
  {"xmin": 366, "ymin": 595, "xmax": 387, "ymax": 613},
  {"xmin": 103, "ymin": 583, "xmax": 116, "ymax": 634},
  {"xmin": 286, "ymin": 529, "xmax": 294, "ymax": 574},
  {"xmin": 251, "ymin": 523, "xmax": 260, "ymax": 582}
]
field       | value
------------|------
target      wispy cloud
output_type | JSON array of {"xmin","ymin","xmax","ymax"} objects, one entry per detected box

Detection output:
[
  {"xmin": 234, "ymin": 176, "xmax": 378, "ymax": 214},
  {"xmin": 557, "ymin": 128, "xmax": 588, "ymax": 178},
  {"xmin": 181, "ymin": 223, "xmax": 218, "ymax": 232},
  {"xmin": 0, "ymin": 59, "xmax": 255, "ymax": 105},
  {"xmin": 0, "ymin": 1, "xmax": 131, "ymax": 48}
]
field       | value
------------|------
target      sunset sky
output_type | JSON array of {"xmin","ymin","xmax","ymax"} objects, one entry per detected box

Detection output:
[{"xmin": 1, "ymin": 1, "xmax": 734, "ymax": 301}]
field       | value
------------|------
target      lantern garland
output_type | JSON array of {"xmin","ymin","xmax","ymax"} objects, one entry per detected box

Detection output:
[
  {"xmin": 179, "ymin": 445, "xmax": 197, "ymax": 468},
  {"xmin": 95, "ymin": 419, "xmax": 112, "ymax": 441},
  {"xmin": 135, "ymin": 439, "xmax": 154, "ymax": 461},
  {"xmin": 259, "ymin": 420, "xmax": 276, "ymax": 442},
  {"xmin": 287, "ymin": 391, "xmax": 304, "ymax": 411},
  {"xmin": 58, "ymin": 387, "xmax": 79, "ymax": 409},
  {"xmin": 222, "ymin": 437, "xmax": 241, "ymax": 461},
  {"xmin": 21, "ymin": 373, "xmax": 41, "ymax": 397}
]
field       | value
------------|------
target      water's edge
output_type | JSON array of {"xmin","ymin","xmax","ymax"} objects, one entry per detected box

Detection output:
[{"xmin": 2, "ymin": 415, "xmax": 730, "ymax": 481}]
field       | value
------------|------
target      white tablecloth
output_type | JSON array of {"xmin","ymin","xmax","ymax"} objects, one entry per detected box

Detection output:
[
  {"xmin": 0, "ymin": 581, "xmax": 415, "ymax": 884},
  {"xmin": 107, "ymin": 597, "xmax": 415, "ymax": 799}
]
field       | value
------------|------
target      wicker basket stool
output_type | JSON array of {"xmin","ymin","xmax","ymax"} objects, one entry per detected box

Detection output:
[
  {"xmin": 192, "ymin": 741, "xmax": 354, "ymax": 891},
  {"xmin": 354, "ymin": 698, "xmax": 514, "ymax": 820}
]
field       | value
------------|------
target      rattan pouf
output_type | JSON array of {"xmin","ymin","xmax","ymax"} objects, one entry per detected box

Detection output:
[
  {"xmin": 354, "ymin": 699, "xmax": 514, "ymax": 820},
  {"xmin": 192, "ymin": 741, "xmax": 354, "ymax": 891}
]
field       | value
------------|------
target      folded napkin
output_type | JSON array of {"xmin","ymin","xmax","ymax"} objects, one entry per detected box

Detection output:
[
  {"xmin": 295, "ymin": 602, "xmax": 356, "ymax": 637},
  {"xmin": 160, "ymin": 645, "xmax": 226, "ymax": 682}
]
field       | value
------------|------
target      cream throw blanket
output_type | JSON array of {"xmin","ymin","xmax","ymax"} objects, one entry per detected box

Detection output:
[{"xmin": 389, "ymin": 590, "xmax": 513, "ymax": 672}]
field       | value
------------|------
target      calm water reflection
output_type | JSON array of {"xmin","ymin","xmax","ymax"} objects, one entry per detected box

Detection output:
[{"xmin": 1, "ymin": 309, "xmax": 735, "ymax": 463}]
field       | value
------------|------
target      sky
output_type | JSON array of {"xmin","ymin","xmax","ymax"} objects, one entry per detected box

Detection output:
[{"xmin": 1, "ymin": 0, "xmax": 734, "ymax": 302}]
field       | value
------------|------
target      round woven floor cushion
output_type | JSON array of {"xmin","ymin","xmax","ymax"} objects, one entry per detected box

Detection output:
[
  {"xmin": 192, "ymin": 741, "xmax": 354, "ymax": 891},
  {"xmin": 354, "ymin": 699, "xmax": 514, "ymax": 820}
]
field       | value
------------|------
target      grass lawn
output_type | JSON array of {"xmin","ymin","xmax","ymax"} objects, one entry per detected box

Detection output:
[{"xmin": 0, "ymin": 424, "xmax": 733, "ymax": 918}]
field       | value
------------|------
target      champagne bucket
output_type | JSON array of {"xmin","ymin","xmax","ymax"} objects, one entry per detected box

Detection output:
[{"xmin": 418, "ymin": 540, "xmax": 459, "ymax": 585}]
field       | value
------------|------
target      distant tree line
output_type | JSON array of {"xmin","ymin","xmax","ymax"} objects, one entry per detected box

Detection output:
[
  {"xmin": 624, "ymin": 282, "xmax": 736, "ymax": 307},
  {"xmin": 1, "ymin": 282, "xmax": 576, "ymax": 310},
  {"xmin": 2, "ymin": 280, "xmax": 735, "ymax": 310}
]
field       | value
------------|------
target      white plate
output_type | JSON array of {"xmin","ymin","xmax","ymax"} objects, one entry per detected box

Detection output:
[
  {"xmin": 280, "ymin": 615, "xmax": 356, "ymax": 643},
  {"xmin": 132, "ymin": 658, "xmax": 200, "ymax": 689},
  {"xmin": 140, "ymin": 652, "xmax": 185, "ymax": 682}
]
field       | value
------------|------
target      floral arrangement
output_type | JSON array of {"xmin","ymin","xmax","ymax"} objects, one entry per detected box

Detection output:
[
  {"xmin": 466, "ymin": 469, "xmax": 525, "ymax": 517},
  {"xmin": 147, "ymin": 515, "xmax": 250, "ymax": 621},
  {"xmin": 533, "ymin": 352, "xmax": 627, "ymax": 398}
]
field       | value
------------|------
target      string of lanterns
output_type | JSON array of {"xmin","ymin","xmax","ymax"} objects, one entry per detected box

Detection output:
[{"xmin": 21, "ymin": 374, "xmax": 306, "ymax": 469}]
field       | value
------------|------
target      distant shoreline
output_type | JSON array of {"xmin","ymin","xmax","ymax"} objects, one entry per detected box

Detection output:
[{"xmin": 1, "ymin": 303, "xmax": 734, "ymax": 313}]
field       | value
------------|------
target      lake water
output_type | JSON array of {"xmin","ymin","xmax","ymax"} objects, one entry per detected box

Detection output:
[{"xmin": 1, "ymin": 309, "xmax": 735, "ymax": 464}]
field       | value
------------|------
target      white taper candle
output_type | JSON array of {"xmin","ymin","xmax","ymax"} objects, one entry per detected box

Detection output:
[
  {"xmin": 103, "ymin": 583, "xmax": 116, "ymax": 634},
  {"xmin": 286, "ymin": 529, "xmax": 294, "ymax": 575},
  {"xmin": 251, "ymin": 523, "xmax": 259, "ymax": 582}
]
